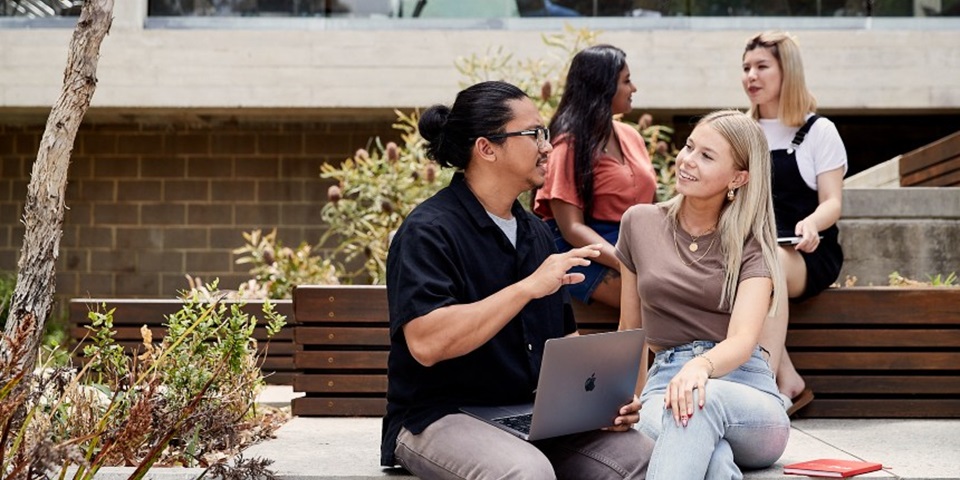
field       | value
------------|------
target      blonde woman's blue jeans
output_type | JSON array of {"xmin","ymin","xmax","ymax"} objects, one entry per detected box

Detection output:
[{"xmin": 637, "ymin": 341, "xmax": 790, "ymax": 480}]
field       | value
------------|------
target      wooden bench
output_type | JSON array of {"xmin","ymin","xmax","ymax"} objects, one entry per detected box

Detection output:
[
  {"xmin": 899, "ymin": 130, "xmax": 960, "ymax": 187},
  {"xmin": 68, "ymin": 298, "xmax": 298, "ymax": 385},
  {"xmin": 291, "ymin": 285, "xmax": 960, "ymax": 418},
  {"xmin": 290, "ymin": 286, "xmax": 619, "ymax": 416},
  {"xmin": 788, "ymin": 287, "xmax": 960, "ymax": 418}
]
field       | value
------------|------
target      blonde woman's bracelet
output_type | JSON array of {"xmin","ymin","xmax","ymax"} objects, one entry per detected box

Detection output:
[{"xmin": 700, "ymin": 355, "xmax": 716, "ymax": 378}]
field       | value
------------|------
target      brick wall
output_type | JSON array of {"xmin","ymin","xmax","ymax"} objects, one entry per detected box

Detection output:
[{"xmin": 0, "ymin": 117, "xmax": 397, "ymax": 299}]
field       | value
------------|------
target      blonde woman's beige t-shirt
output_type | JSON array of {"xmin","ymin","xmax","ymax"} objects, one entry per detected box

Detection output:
[{"xmin": 615, "ymin": 204, "xmax": 771, "ymax": 348}]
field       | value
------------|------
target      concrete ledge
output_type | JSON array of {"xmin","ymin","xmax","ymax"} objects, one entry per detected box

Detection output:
[
  {"xmin": 843, "ymin": 188, "xmax": 960, "ymax": 219},
  {"xmin": 235, "ymin": 417, "xmax": 960, "ymax": 479},
  {"xmin": 844, "ymin": 157, "xmax": 900, "ymax": 188},
  {"xmin": 839, "ymin": 187, "xmax": 960, "ymax": 286}
]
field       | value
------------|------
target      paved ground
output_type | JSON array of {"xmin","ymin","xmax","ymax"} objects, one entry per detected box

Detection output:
[
  {"xmin": 94, "ymin": 386, "xmax": 960, "ymax": 479},
  {"xmin": 239, "ymin": 387, "xmax": 960, "ymax": 480}
]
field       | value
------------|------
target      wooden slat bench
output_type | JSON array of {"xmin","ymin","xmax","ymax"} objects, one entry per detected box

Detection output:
[
  {"xmin": 899, "ymin": 130, "xmax": 960, "ymax": 187},
  {"xmin": 788, "ymin": 287, "xmax": 960, "ymax": 418},
  {"xmin": 292, "ymin": 285, "xmax": 960, "ymax": 418},
  {"xmin": 291, "ymin": 286, "xmax": 621, "ymax": 416},
  {"xmin": 69, "ymin": 298, "xmax": 298, "ymax": 385}
]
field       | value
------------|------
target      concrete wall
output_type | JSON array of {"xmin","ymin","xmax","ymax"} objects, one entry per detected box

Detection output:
[
  {"xmin": 1, "ymin": 2, "xmax": 959, "ymax": 113},
  {"xmin": 839, "ymin": 188, "xmax": 960, "ymax": 286}
]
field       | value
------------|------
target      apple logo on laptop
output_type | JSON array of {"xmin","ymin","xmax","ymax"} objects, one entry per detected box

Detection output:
[{"xmin": 584, "ymin": 373, "xmax": 596, "ymax": 392}]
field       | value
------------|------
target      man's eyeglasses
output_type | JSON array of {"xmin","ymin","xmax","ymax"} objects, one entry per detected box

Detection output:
[{"xmin": 485, "ymin": 127, "xmax": 551, "ymax": 150}]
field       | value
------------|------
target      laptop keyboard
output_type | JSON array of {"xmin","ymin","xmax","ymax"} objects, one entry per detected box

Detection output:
[{"xmin": 493, "ymin": 413, "xmax": 533, "ymax": 434}]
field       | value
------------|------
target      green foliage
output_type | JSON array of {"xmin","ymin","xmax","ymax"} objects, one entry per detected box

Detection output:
[
  {"xmin": 159, "ymin": 283, "xmax": 285, "ymax": 418},
  {"xmin": 320, "ymin": 112, "xmax": 453, "ymax": 284},
  {"xmin": 889, "ymin": 271, "xmax": 959, "ymax": 287},
  {"xmin": 320, "ymin": 26, "xmax": 679, "ymax": 284},
  {"xmin": 638, "ymin": 120, "xmax": 679, "ymax": 202},
  {"xmin": 0, "ymin": 283, "xmax": 288, "ymax": 475},
  {"xmin": 82, "ymin": 307, "xmax": 128, "ymax": 385},
  {"xmin": 232, "ymin": 229, "xmax": 339, "ymax": 298},
  {"xmin": 928, "ymin": 271, "xmax": 958, "ymax": 287}
]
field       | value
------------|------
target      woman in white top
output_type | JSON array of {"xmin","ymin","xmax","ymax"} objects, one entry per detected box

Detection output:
[{"xmin": 742, "ymin": 30, "xmax": 848, "ymax": 412}]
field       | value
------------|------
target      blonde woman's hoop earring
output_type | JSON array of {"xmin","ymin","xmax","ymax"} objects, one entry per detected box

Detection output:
[{"xmin": 727, "ymin": 189, "xmax": 736, "ymax": 201}]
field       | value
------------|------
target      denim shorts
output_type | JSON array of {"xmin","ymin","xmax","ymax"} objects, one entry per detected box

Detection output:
[{"xmin": 544, "ymin": 219, "xmax": 619, "ymax": 304}]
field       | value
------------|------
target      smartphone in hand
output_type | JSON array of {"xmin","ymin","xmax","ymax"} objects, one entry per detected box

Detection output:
[{"xmin": 777, "ymin": 235, "xmax": 823, "ymax": 246}]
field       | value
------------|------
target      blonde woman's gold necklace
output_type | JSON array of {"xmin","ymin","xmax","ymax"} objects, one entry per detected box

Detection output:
[
  {"xmin": 679, "ymin": 213, "xmax": 717, "ymax": 252},
  {"xmin": 674, "ymin": 220, "xmax": 717, "ymax": 266},
  {"xmin": 688, "ymin": 230, "xmax": 709, "ymax": 252}
]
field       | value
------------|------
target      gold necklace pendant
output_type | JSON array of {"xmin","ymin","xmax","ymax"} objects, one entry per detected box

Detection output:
[{"xmin": 674, "ymin": 218, "xmax": 718, "ymax": 267}]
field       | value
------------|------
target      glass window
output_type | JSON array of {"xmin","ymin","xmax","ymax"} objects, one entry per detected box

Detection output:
[
  {"xmin": 3, "ymin": 0, "xmax": 940, "ymax": 18},
  {"xmin": 1, "ymin": 0, "xmax": 81, "ymax": 17}
]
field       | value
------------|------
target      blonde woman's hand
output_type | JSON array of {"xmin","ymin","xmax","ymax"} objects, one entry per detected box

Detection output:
[{"xmin": 663, "ymin": 357, "xmax": 711, "ymax": 427}]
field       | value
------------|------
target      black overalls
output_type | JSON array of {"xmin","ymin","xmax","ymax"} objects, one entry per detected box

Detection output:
[{"xmin": 771, "ymin": 115, "xmax": 843, "ymax": 301}]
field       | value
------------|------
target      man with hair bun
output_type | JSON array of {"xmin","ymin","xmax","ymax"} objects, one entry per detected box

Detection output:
[{"xmin": 381, "ymin": 80, "xmax": 653, "ymax": 479}]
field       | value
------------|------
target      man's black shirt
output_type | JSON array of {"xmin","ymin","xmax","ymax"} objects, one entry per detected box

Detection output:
[{"xmin": 381, "ymin": 173, "xmax": 576, "ymax": 466}]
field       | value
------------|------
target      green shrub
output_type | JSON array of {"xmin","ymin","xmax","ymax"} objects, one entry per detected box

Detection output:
[
  {"xmin": 888, "ymin": 270, "xmax": 959, "ymax": 287},
  {"xmin": 231, "ymin": 229, "xmax": 339, "ymax": 298},
  {"xmin": 320, "ymin": 112, "xmax": 453, "ymax": 284},
  {"xmin": 1, "ymin": 283, "xmax": 287, "ymax": 475}
]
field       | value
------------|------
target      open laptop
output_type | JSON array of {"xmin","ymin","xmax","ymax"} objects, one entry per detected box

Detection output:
[{"xmin": 460, "ymin": 328, "xmax": 645, "ymax": 441}]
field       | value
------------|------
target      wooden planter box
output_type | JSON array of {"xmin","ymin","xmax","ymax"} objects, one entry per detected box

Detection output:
[
  {"xmin": 68, "ymin": 298, "xmax": 297, "ymax": 385},
  {"xmin": 291, "ymin": 285, "xmax": 960, "ymax": 418}
]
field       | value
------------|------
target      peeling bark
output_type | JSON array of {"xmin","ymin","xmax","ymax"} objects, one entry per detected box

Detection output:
[{"xmin": 1, "ymin": 0, "xmax": 114, "ymax": 376}]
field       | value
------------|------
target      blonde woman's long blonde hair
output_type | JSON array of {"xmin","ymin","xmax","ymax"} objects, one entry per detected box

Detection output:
[
  {"xmin": 663, "ymin": 110, "xmax": 783, "ymax": 316},
  {"xmin": 744, "ymin": 30, "xmax": 817, "ymax": 127}
]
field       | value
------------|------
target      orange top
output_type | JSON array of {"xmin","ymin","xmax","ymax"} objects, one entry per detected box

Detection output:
[{"xmin": 534, "ymin": 121, "xmax": 657, "ymax": 222}]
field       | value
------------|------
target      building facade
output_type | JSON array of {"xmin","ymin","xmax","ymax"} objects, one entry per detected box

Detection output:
[{"xmin": 1, "ymin": 1, "xmax": 959, "ymax": 298}]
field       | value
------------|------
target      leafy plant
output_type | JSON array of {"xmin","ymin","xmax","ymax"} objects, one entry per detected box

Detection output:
[
  {"xmin": 231, "ymin": 229, "xmax": 339, "ymax": 299},
  {"xmin": 0, "ymin": 284, "xmax": 288, "ymax": 477},
  {"xmin": 320, "ymin": 112, "xmax": 453, "ymax": 284},
  {"xmin": 636, "ymin": 114, "xmax": 679, "ymax": 202},
  {"xmin": 929, "ymin": 271, "xmax": 958, "ymax": 287},
  {"xmin": 320, "ymin": 26, "xmax": 679, "ymax": 284},
  {"xmin": 81, "ymin": 307, "xmax": 128, "ymax": 385},
  {"xmin": 888, "ymin": 271, "xmax": 959, "ymax": 287}
]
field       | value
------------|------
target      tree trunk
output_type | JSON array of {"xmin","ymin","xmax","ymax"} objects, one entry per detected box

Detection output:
[{"xmin": 1, "ymin": 0, "xmax": 114, "ymax": 377}]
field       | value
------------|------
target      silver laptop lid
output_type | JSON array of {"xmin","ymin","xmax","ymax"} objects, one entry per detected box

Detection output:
[{"xmin": 526, "ymin": 328, "xmax": 645, "ymax": 440}]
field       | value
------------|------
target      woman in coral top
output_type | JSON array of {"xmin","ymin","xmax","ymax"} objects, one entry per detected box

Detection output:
[{"xmin": 534, "ymin": 44, "xmax": 657, "ymax": 307}]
